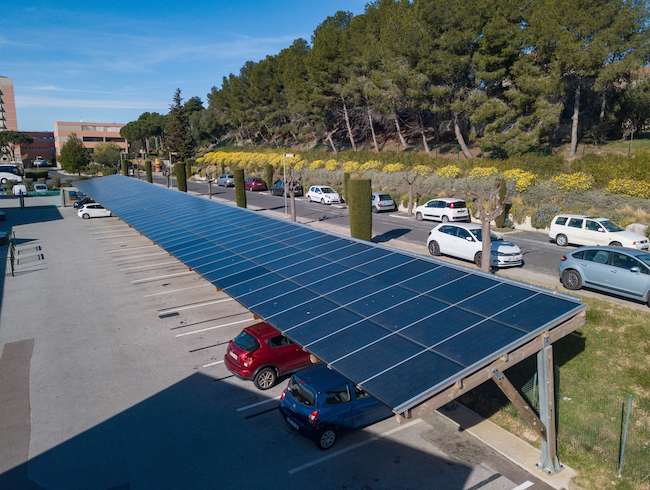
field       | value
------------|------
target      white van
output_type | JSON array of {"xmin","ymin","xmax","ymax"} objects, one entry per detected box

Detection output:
[
  {"xmin": 548, "ymin": 214, "xmax": 649, "ymax": 249},
  {"xmin": 0, "ymin": 164, "xmax": 23, "ymax": 185}
]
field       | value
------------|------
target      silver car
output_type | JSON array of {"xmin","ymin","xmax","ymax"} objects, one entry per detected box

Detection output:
[
  {"xmin": 217, "ymin": 174, "xmax": 235, "ymax": 187},
  {"xmin": 371, "ymin": 192, "xmax": 397, "ymax": 213},
  {"xmin": 559, "ymin": 246, "xmax": 650, "ymax": 306}
]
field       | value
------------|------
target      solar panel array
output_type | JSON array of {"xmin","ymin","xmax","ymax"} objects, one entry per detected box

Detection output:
[{"xmin": 77, "ymin": 176, "xmax": 584, "ymax": 413}]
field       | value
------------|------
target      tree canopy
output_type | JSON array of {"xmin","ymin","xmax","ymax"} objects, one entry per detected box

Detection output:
[{"xmin": 59, "ymin": 133, "xmax": 90, "ymax": 175}]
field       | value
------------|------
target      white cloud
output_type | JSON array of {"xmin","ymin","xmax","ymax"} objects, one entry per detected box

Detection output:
[{"xmin": 15, "ymin": 95, "xmax": 167, "ymax": 110}]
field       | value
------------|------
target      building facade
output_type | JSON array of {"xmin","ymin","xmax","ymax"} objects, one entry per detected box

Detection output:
[
  {"xmin": 0, "ymin": 75, "xmax": 21, "ymax": 163},
  {"xmin": 54, "ymin": 121, "xmax": 127, "ymax": 156},
  {"xmin": 20, "ymin": 131, "xmax": 56, "ymax": 166}
]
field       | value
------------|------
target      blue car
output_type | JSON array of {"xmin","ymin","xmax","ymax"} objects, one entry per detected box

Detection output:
[
  {"xmin": 559, "ymin": 246, "xmax": 650, "ymax": 306},
  {"xmin": 279, "ymin": 364, "xmax": 392, "ymax": 449}
]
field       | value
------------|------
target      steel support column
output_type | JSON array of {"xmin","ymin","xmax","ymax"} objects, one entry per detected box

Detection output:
[{"xmin": 537, "ymin": 339, "xmax": 561, "ymax": 473}]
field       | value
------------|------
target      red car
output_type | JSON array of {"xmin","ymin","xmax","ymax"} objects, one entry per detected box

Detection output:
[
  {"xmin": 224, "ymin": 322, "xmax": 311, "ymax": 389},
  {"xmin": 244, "ymin": 177, "xmax": 268, "ymax": 191}
]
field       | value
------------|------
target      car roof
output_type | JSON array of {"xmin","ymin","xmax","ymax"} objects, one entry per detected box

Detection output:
[
  {"xmin": 438, "ymin": 222, "xmax": 480, "ymax": 230},
  {"xmin": 430, "ymin": 197, "xmax": 464, "ymax": 202},
  {"xmin": 572, "ymin": 246, "xmax": 646, "ymax": 254},
  {"xmin": 555, "ymin": 214, "xmax": 609, "ymax": 220},
  {"xmin": 294, "ymin": 364, "xmax": 349, "ymax": 391},
  {"xmin": 244, "ymin": 321, "xmax": 280, "ymax": 339}
]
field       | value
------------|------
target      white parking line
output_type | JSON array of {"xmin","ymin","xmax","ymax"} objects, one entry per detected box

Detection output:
[
  {"xmin": 236, "ymin": 396, "xmax": 281, "ymax": 412},
  {"xmin": 120, "ymin": 260, "xmax": 180, "ymax": 272},
  {"xmin": 201, "ymin": 360, "xmax": 224, "ymax": 368},
  {"xmin": 107, "ymin": 245, "xmax": 158, "ymax": 254},
  {"xmin": 143, "ymin": 284, "xmax": 212, "ymax": 297},
  {"xmin": 158, "ymin": 297, "xmax": 233, "ymax": 315},
  {"xmin": 287, "ymin": 419, "xmax": 423, "ymax": 475},
  {"xmin": 114, "ymin": 252, "xmax": 167, "ymax": 262},
  {"xmin": 512, "ymin": 482, "xmax": 534, "ymax": 490},
  {"xmin": 95, "ymin": 234, "xmax": 139, "ymax": 240},
  {"xmin": 388, "ymin": 214, "xmax": 410, "ymax": 219},
  {"xmin": 175, "ymin": 317, "xmax": 253, "ymax": 337}
]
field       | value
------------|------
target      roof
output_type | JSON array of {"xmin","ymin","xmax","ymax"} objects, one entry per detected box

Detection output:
[
  {"xmin": 245, "ymin": 321, "xmax": 279, "ymax": 339},
  {"xmin": 573, "ymin": 246, "xmax": 650, "ymax": 255},
  {"xmin": 294, "ymin": 364, "xmax": 348, "ymax": 391},
  {"xmin": 555, "ymin": 214, "xmax": 609, "ymax": 221},
  {"xmin": 436, "ymin": 222, "xmax": 481, "ymax": 230},
  {"xmin": 77, "ymin": 176, "xmax": 585, "ymax": 414},
  {"xmin": 429, "ymin": 197, "xmax": 464, "ymax": 202}
]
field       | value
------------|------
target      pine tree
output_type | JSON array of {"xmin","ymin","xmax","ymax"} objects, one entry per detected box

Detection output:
[{"xmin": 165, "ymin": 89, "xmax": 194, "ymax": 160}]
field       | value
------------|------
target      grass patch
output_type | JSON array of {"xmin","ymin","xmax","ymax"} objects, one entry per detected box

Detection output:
[{"xmin": 461, "ymin": 299, "xmax": 650, "ymax": 489}]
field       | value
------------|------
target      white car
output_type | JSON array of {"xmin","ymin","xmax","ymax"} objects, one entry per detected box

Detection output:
[
  {"xmin": 427, "ymin": 222, "xmax": 523, "ymax": 268},
  {"xmin": 307, "ymin": 185, "xmax": 341, "ymax": 204},
  {"xmin": 12, "ymin": 184, "xmax": 27, "ymax": 196},
  {"xmin": 549, "ymin": 215, "xmax": 649, "ymax": 250},
  {"xmin": 34, "ymin": 183, "xmax": 48, "ymax": 194},
  {"xmin": 78, "ymin": 203, "xmax": 112, "ymax": 219},
  {"xmin": 414, "ymin": 198, "xmax": 469, "ymax": 223},
  {"xmin": 0, "ymin": 164, "xmax": 23, "ymax": 185}
]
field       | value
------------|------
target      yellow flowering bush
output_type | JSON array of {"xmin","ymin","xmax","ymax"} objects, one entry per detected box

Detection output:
[
  {"xmin": 359, "ymin": 160, "xmax": 383, "ymax": 172},
  {"xmin": 382, "ymin": 163, "xmax": 406, "ymax": 173},
  {"xmin": 342, "ymin": 160, "xmax": 360, "ymax": 173},
  {"xmin": 324, "ymin": 159, "xmax": 339, "ymax": 171},
  {"xmin": 606, "ymin": 178, "xmax": 650, "ymax": 199},
  {"xmin": 308, "ymin": 159, "xmax": 324, "ymax": 170},
  {"xmin": 551, "ymin": 172, "xmax": 594, "ymax": 192},
  {"xmin": 503, "ymin": 168, "xmax": 536, "ymax": 192},
  {"xmin": 469, "ymin": 166, "xmax": 499, "ymax": 178},
  {"xmin": 435, "ymin": 164, "xmax": 462, "ymax": 178},
  {"xmin": 412, "ymin": 164, "xmax": 433, "ymax": 176}
]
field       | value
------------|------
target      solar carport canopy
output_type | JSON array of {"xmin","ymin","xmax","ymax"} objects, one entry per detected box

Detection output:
[{"xmin": 77, "ymin": 176, "xmax": 585, "ymax": 414}]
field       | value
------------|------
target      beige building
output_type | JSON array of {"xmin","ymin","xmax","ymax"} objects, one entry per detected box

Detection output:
[
  {"xmin": 54, "ymin": 121, "xmax": 127, "ymax": 155},
  {"xmin": 0, "ymin": 75, "xmax": 21, "ymax": 163}
]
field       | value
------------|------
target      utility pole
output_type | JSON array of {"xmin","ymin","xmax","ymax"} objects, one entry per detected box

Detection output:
[{"xmin": 285, "ymin": 153, "xmax": 296, "ymax": 222}]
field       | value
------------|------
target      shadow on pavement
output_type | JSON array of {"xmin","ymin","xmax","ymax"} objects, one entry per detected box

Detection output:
[
  {"xmin": 0, "ymin": 372, "xmax": 474, "ymax": 490},
  {"xmin": 372, "ymin": 228, "xmax": 410, "ymax": 243}
]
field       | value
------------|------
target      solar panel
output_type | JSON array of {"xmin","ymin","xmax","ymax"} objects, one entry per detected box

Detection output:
[{"xmin": 77, "ymin": 176, "xmax": 585, "ymax": 413}]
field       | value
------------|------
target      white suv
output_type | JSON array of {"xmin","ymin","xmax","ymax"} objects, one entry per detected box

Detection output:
[
  {"xmin": 306, "ymin": 185, "xmax": 341, "ymax": 204},
  {"xmin": 414, "ymin": 198, "xmax": 469, "ymax": 222},
  {"xmin": 549, "ymin": 215, "xmax": 649, "ymax": 249},
  {"xmin": 78, "ymin": 203, "xmax": 112, "ymax": 219}
]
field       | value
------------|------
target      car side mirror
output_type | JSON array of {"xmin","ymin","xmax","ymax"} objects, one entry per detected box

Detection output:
[
  {"xmin": 598, "ymin": 229, "xmax": 605, "ymax": 233},
  {"xmin": 630, "ymin": 266, "xmax": 640, "ymax": 273},
  {"xmin": 465, "ymin": 236, "xmax": 474, "ymax": 242}
]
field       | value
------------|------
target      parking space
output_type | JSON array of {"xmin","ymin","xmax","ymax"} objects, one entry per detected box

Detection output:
[{"xmin": 0, "ymin": 205, "xmax": 550, "ymax": 489}]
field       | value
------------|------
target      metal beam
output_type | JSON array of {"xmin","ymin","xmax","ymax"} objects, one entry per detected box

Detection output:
[
  {"xmin": 408, "ymin": 310, "xmax": 585, "ymax": 419},
  {"xmin": 492, "ymin": 369, "xmax": 546, "ymax": 438}
]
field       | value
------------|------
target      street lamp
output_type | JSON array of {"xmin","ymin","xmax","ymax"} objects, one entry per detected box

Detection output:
[{"xmin": 283, "ymin": 153, "xmax": 296, "ymax": 222}]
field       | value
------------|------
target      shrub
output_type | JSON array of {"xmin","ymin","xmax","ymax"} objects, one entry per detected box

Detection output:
[
  {"xmin": 145, "ymin": 160, "xmax": 153, "ymax": 183},
  {"xmin": 503, "ymin": 168, "xmax": 536, "ymax": 192},
  {"xmin": 551, "ymin": 172, "xmax": 594, "ymax": 192},
  {"xmin": 174, "ymin": 162, "xmax": 187, "ymax": 192},
  {"xmin": 234, "ymin": 168, "xmax": 246, "ymax": 208},
  {"xmin": 348, "ymin": 178, "xmax": 372, "ymax": 241},
  {"xmin": 435, "ymin": 165, "xmax": 462, "ymax": 178},
  {"xmin": 532, "ymin": 204, "xmax": 562, "ymax": 229},
  {"xmin": 606, "ymin": 178, "xmax": 650, "ymax": 199},
  {"xmin": 468, "ymin": 166, "xmax": 498, "ymax": 178}
]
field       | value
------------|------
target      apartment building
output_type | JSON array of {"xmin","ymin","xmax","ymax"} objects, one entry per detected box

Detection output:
[{"xmin": 54, "ymin": 121, "xmax": 127, "ymax": 155}]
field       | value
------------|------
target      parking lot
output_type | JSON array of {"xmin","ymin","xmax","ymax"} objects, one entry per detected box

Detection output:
[{"xmin": 0, "ymin": 203, "xmax": 553, "ymax": 489}]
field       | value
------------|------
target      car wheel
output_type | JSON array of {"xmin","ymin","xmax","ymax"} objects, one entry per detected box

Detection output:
[
  {"xmin": 317, "ymin": 428, "xmax": 337, "ymax": 450},
  {"xmin": 372, "ymin": 206, "xmax": 379, "ymax": 213},
  {"xmin": 415, "ymin": 212, "xmax": 423, "ymax": 221},
  {"xmin": 609, "ymin": 241, "xmax": 622, "ymax": 247},
  {"xmin": 253, "ymin": 367, "xmax": 277, "ymax": 390},
  {"xmin": 428, "ymin": 240, "xmax": 441, "ymax": 256},
  {"xmin": 321, "ymin": 198, "xmax": 325, "ymax": 205},
  {"xmin": 0, "ymin": 178, "xmax": 6, "ymax": 184},
  {"xmin": 561, "ymin": 269, "xmax": 582, "ymax": 290},
  {"xmin": 555, "ymin": 234, "xmax": 568, "ymax": 247},
  {"xmin": 474, "ymin": 252, "xmax": 482, "ymax": 268},
  {"xmin": 441, "ymin": 215, "xmax": 449, "ymax": 223},
  {"xmin": 82, "ymin": 213, "xmax": 90, "ymax": 219}
]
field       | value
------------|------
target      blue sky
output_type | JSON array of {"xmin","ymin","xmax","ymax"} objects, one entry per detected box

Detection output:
[{"xmin": 1, "ymin": 1, "xmax": 367, "ymax": 131}]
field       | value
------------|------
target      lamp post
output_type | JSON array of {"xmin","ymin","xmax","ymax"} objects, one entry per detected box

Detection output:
[{"xmin": 284, "ymin": 153, "xmax": 296, "ymax": 222}]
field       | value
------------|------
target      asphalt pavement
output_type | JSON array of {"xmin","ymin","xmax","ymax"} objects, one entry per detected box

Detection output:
[{"xmin": 151, "ymin": 174, "xmax": 567, "ymax": 278}]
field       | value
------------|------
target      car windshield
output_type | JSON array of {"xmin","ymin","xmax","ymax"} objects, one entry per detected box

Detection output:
[
  {"xmin": 378, "ymin": 194, "xmax": 392, "ymax": 201},
  {"xmin": 598, "ymin": 219, "xmax": 624, "ymax": 232},
  {"xmin": 288, "ymin": 377, "xmax": 316, "ymax": 407},
  {"xmin": 471, "ymin": 229, "xmax": 501, "ymax": 242},
  {"xmin": 321, "ymin": 187, "xmax": 335, "ymax": 194},
  {"xmin": 233, "ymin": 331, "xmax": 259, "ymax": 352},
  {"xmin": 636, "ymin": 253, "xmax": 650, "ymax": 267}
]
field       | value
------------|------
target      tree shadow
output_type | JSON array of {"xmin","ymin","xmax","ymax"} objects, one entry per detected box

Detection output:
[
  {"xmin": 0, "ymin": 371, "xmax": 476, "ymax": 490},
  {"xmin": 372, "ymin": 228, "xmax": 411, "ymax": 243}
]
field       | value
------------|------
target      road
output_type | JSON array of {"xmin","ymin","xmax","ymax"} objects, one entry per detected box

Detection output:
[{"xmin": 151, "ymin": 174, "xmax": 567, "ymax": 278}]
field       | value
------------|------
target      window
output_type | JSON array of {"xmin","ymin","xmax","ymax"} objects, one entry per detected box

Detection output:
[
  {"xmin": 610, "ymin": 252, "xmax": 639, "ymax": 271},
  {"xmin": 600, "ymin": 220, "xmax": 624, "ymax": 232},
  {"xmin": 105, "ymin": 137, "xmax": 125, "ymax": 143},
  {"xmin": 325, "ymin": 386, "xmax": 351, "ymax": 404},
  {"xmin": 438, "ymin": 225, "xmax": 456, "ymax": 235},
  {"xmin": 585, "ymin": 220, "xmax": 604, "ymax": 232},
  {"xmin": 583, "ymin": 249, "xmax": 610, "ymax": 265},
  {"xmin": 554, "ymin": 216, "xmax": 568, "ymax": 225},
  {"xmin": 568, "ymin": 218, "xmax": 584, "ymax": 229},
  {"xmin": 572, "ymin": 251, "xmax": 585, "ymax": 260},
  {"xmin": 233, "ymin": 331, "xmax": 259, "ymax": 352},
  {"xmin": 268, "ymin": 335, "xmax": 290, "ymax": 347},
  {"xmin": 455, "ymin": 228, "xmax": 473, "ymax": 240},
  {"xmin": 288, "ymin": 378, "xmax": 315, "ymax": 406},
  {"xmin": 636, "ymin": 253, "xmax": 650, "ymax": 270},
  {"xmin": 426, "ymin": 200, "xmax": 437, "ymax": 208},
  {"xmin": 446, "ymin": 200, "xmax": 466, "ymax": 208},
  {"xmin": 355, "ymin": 387, "xmax": 369, "ymax": 399},
  {"xmin": 82, "ymin": 136, "xmax": 103, "ymax": 142},
  {"xmin": 321, "ymin": 187, "xmax": 335, "ymax": 194}
]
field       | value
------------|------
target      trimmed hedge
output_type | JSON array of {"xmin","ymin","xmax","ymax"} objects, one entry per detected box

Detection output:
[
  {"xmin": 264, "ymin": 164, "xmax": 274, "ymax": 189},
  {"xmin": 234, "ymin": 168, "xmax": 246, "ymax": 208},
  {"xmin": 174, "ymin": 162, "xmax": 187, "ymax": 192},
  {"xmin": 145, "ymin": 160, "xmax": 153, "ymax": 183},
  {"xmin": 348, "ymin": 178, "xmax": 372, "ymax": 241},
  {"xmin": 120, "ymin": 161, "xmax": 128, "ymax": 176}
]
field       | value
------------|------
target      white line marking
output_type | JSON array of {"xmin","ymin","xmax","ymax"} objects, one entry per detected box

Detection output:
[
  {"xmin": 132, "ymin": 271, "xmax": 194, "ymax": 284},
  {"xmin": 175, "ymin": 318, "xmax": 253, "ymax": 337},
  {"xmin": 120, "ymin": 260, "xmax": 179, "ymax": 272},
  {"xmin": 236, "ymin": 396, "xmax": 281, "ymax": 412},
  {"xmin": 288, "ymin": 419, "xmax": 423, "ymax": 475},
  {"xmin": 388, "ymin": 214, "xmax": 410, "ymax": 219},
  {"xmin": 201, "ymin": 360, "xmax": 224, "ymax": 368},
  {"xmin": 512, "ymin": 481, "xmax": 534, "ymax": 490},
  {"xmin": 114, "ymin": 252, "xmax": 167, "ymax": 262},
  {"xmin": 143, "ymin": 284, "xmax": 212, "ymax": 297},
  {"xmin": 95, "ymin": 234, "xmax": 139, "ymax": 240},
  {"xmin": 158, "ymin": 297, "xmax": 233, "ymax": 315},
  {"xmin": 107, "ymin": 245, "xmax": 158, "ymax": 253}
]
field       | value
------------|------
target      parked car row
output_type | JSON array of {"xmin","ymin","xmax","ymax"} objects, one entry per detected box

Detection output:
[{"xmin": 224, "ymin": 321, "xmax": 391, "ymax": 449}]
